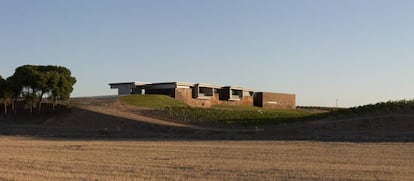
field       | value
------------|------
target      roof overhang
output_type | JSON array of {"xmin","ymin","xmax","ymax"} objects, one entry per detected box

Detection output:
[
  {"xmin": 109, "ymin": 82, "xmax": 149, "ymax": 86},
  {"xmin": 223, "ymin": 86, "xmax": 254, "ymax": 92},
  {"xmin": 196, "ymin": 83, "xmax": 222, "ymax": 89}
]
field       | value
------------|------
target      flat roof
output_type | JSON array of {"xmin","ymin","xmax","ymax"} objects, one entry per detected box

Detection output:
[
  {"xmin": 257, "ymin": 92, "xmax": 296, "ymax": 96},
  {"xmin": 143, "ymin": 82, "xmax": 194, "ymax": 87},
  {"xmin": 109, "ymin": 82, "xmax": 149, "ymax": 86},
  {"xmin": 109, "ymin": 81, "xmax": 255, "ymax": 91},
  {"xmin": 223, "ymin": 86, "xmax": 255, "ymax": 91},
  {"xmin": 196, "ymin": 83, "xmax": 222, "ymax": 89}
]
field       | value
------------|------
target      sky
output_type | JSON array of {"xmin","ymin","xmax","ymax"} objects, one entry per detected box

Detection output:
[{"xmin": 1, "ymin": 0, "xmax": 414, "ymax": 107}]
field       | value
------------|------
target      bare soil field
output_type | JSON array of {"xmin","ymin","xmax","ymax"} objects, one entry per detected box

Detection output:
[
  {"xmin": 0, "ymin": 136, "xmax": 413, "ymax": 180},
  {"xmin": 1, "ymin": 98, "xmax": 414, "ymax": 180}
]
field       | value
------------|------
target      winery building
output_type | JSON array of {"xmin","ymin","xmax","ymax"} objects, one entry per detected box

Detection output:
[{"xmin": 109, "ymin": 81, "xmax": 295, "ymax": 109}]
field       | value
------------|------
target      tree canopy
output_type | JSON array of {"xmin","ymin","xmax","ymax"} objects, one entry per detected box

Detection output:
[{"xmin": 0, "ymin": 65, "xmax": 76, "ymax": 114}]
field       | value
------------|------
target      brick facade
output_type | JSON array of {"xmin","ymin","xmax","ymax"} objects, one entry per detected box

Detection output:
[
  {"xmin": 254, "ymin": 92, "xmax": 296, "ymax": 109},
  {"xmin": 110, "ymin": 81, "xmax": 296, "ymax": 109},
  {"xmin": 175, "ymin": 88, "xmax": 215, "ymax": 107},
  {"xmin": 175, "ymin": 88, "xmax": 254, "ymax": 108}
]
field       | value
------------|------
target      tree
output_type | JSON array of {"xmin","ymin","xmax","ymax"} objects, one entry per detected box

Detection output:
[
  {"xmin": 0, "ymin": 75, "xmax": 8, "ymax": 116},
  {"xmin": 49, "ymin": 66, "xmax": 77, "ymax": 109},
  {"xmin": 5, "ymin": 65, "xmax": 77, "ymax": 113},
  {"xmin": 0, "ymin": 76, "xmax": 15, "ymax": 117},
  {"xmin": 6, "ymin": 75, "xmax": 24, "ymax": 115},
  {"xmin": 34, "ymin": 66, "xmax": 53, "ymax": 112},
  {"xmin": 9, "ymin": 65, "xmax": 40, "ymax": 114},
  {"xmin": 23, "ymin": 91, "xmax": 37, "ymax": 114},
  {"xmin": 27, "ymin": 65, "xmax": 76, "ymax": 111}
]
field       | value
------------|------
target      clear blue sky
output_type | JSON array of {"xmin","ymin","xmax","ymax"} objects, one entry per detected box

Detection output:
[{"xmin": 1, "ymin": 0, "xmax": 413, "ymax": 107}]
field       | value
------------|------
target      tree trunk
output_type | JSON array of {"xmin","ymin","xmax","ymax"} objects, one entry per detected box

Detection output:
[
  {"xmin": 12, "ymin": 99, "xmax": 16, "ymax": 114},
  {"xmin": 12, "ymin": 98, "xmax": 16, "ymax": 121},
  {"xmin": 38, "ymin": 91, "xmax": 44, "ymax": 112},
  {"xmin": 3, "ymin": 101, "xmax": 7, "ymax": 116},
  {"xmin": 53, "ymin": 97, "xmax": 58, "ymax": 111}
]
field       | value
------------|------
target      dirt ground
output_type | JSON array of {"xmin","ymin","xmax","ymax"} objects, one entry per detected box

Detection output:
[
  {"xmin": 0, "ymin": 136, "xmax": 412, "ymax": 181},
  {"xmin": 0, "ymin": 98, "xmax": 414, "ymax": 180}
]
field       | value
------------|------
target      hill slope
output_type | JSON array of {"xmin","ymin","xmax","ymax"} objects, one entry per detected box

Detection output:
[
  {"xmin": 0, "ymin": 97, "xmax": 413, "ymax": 141},
  {"xmin": 119, "ymin": 94, "xmax": 188, "ymax": 108}
]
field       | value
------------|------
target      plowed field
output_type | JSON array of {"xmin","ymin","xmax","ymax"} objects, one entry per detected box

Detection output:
[{"xmin": 0, "ymin": 137, "xmax": 412, "ymax": 180}]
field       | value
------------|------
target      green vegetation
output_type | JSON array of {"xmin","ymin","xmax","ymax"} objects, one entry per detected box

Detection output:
[
  {"xmin": 0, "ymin": 65, "xmax": 76, "ymax": 116},
  {"xmin": 297, "ymin": 106, "xmax": 346, "ymax": 112},
  {"xmin": 330, "ymin": 99, "xmax": 414, "ymax": 118},
  {"xmin": 165, "ymin": 99, "xmax": 414, "ymax": 125},
  {"xmin": 211, "ymin": 104, "xmax": 262, "ymax": 111},
  {"xmin": 0, "ymin": 76, "xmax": 11, "ymax": 115},
  {"xmin": 120, "ymin": 95, "xmax": 317, "ymax": 125},
  {"xmin": 119, "ymin": 95, "xmax": 189, "ymax": 108},
  {"xmin": 160, "ymin": 107, "xmax": 315, "ymax": 125},
  {"xmin": 121, "ymin": 95, "xmax": 414, "ymax": 125}
]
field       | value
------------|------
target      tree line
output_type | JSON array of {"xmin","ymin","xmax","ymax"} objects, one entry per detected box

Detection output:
[{"xmin": 0, "ymin": 65, "xmax": 76, "ymax": 115}]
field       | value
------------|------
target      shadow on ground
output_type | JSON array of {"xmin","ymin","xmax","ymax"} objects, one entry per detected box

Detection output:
[{"xmin": 0, "ymin": 106, "xmax": 414, "ymax": 142}]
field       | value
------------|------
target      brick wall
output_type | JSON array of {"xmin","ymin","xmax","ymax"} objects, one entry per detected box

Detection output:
[
  {"xmin": 175, "ymin": 88, "xmax": 254, "ymax": 108},
  {"xmin": 174, "ymin": 88, "xmax": 191, "ymax": 103},
  {"xmin": 255, "ymin": 92, "xmax": 296, "ymax": 109},
  {"xmin": 175, "ymin": 88, "xmax": 213, "ymax": 107},
  {"xmin": 216, "ymin": 96, "xmax": 253, "ymax": 107}
]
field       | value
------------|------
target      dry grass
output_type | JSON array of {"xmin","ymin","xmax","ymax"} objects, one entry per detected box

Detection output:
[{"xmin": 0, "ymin": 137, "xmax": 413, "ymax": 180}]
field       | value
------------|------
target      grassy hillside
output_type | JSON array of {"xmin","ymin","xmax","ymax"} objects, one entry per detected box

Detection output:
[
  {"xmin": 119, "ymin": 95, "xmax": 188, "ymax": 108},
  {"xmin": 149, "ymin": 99, "xmax": 414, "ymax": 125},
  {"xmin": 329, "ymin": 99, "xmax": 414, "ymax": 118},
  {"xmin": 119, "ymin": 94, "xmax": 316, "ymax": 125},
  {"xmin": 211, "ymin": 104, "xmax": 263, "ymax": 110},
  {"xmin": 160, "ymin": 106, "xmax": 315, "ymax": 125}
]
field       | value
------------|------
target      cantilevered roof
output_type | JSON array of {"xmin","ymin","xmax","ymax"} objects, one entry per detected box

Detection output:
[
  {"xmin": 222, "ymin": 86, "xmax": 255, "ymax": 91},
  {"xmin": 142, "ymin": 82, "xmax": 194, "ymax": 87},
  {"xmin": 109, "ymin": 82, "xmax": 149, "ymax": 86},
  {"xmin": 196, "ymin": 83, "xmax": 222, "ymax": 89},
  {"xmin": 109, "ymin": 81, "xmax": 255, "ymax": 91}
]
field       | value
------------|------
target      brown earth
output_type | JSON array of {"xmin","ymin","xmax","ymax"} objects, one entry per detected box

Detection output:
[
  {"xmin": 0, "ymin": 137, "xmax": 413, "ymax": 180},
  {"xmin": 0, "ymin": 97, "xmax": 413, "ymax": 141},
  {"xmin": 0, "ymin": 98, "xmax": 413, "ymax": 180}
]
